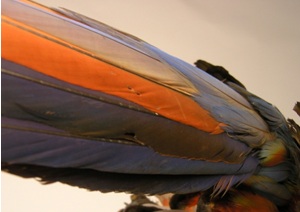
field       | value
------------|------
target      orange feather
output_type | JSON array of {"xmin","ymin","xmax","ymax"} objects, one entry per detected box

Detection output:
[{"xmin": 2, "ymin": 17, "xmax": 224, "ymax": 134}]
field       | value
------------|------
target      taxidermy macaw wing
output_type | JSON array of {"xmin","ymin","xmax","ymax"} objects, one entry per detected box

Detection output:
[
  {"xmin": 2, "ymin": 0, "xmax": 268, "ymax": 160},
  {"xmin": 2, "ymin": 1, "xmax": 299, "ymax": 209}
]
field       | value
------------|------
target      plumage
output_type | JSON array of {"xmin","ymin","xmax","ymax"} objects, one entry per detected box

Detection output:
[
  {"xmin": 199, "ymin": 187, "xmax": 280, "ymax": 212},
  {"xmin": 169, "ymin": 193, "xmax": 201, "ymax": 210},
  {"xmin": 1, "ymin": 0, "xmax": 299, "ymax": 211},
  {"xmin": 118, "ymin": 195, "xmax": 172, "ymax": 212},
  {"xmin": 294, "ymin": 102, "xmax": 300, "ymax": 117}
]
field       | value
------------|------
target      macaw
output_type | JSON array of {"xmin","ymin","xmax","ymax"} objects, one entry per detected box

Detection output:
[{"xmin": 2, "ymin": 0, "xmax": 299, "ymax": 211}]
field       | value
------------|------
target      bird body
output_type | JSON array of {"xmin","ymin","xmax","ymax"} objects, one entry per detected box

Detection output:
[{"xmin": 2, "ymin": 0, "xmax": 299, "ymax": 211}]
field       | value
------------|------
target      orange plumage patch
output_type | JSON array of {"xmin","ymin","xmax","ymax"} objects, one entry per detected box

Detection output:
[
  {"xmin": 2, "ymin": 16, "xmax": 224, "ymax": 134},
  {"xmin": 209, "ymin": 189, "xmax": 278, "ymax": 212},
  {"xmin": 260, "ymin": 138, "xmax": 287, "ymax": 167}
]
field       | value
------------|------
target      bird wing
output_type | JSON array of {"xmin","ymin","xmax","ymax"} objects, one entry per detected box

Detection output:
[{"xmin": 2, "ymin": 0, "xmax": 267, "ymax": 194}]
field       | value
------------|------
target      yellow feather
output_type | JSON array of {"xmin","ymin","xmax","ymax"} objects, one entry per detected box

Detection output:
[{"xmin": 260, "ymin": 138, "xmax": 287, "ymax": 166}]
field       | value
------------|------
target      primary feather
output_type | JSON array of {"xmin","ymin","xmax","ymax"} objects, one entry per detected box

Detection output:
[{"xmin": 2, "ymin": 0, "xmax": 299, "ymax": 211}]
